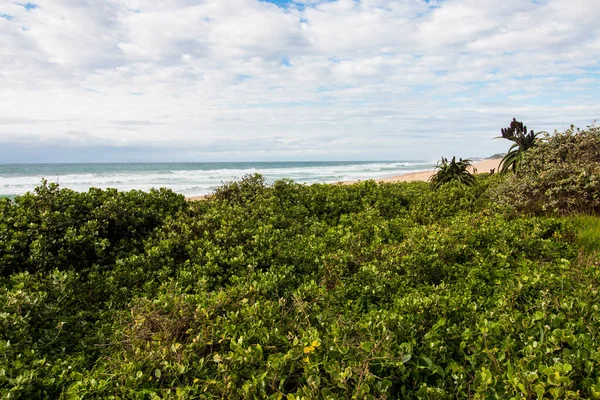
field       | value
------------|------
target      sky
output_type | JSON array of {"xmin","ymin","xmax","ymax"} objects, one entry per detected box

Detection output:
[{"xmin": 0, "ymin": 0, "xmax": 599, "ymax": 163}]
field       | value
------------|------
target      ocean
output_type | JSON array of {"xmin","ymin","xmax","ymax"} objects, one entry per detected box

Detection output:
[{"xmin": 0, "ymin": 161, "xmax": 434, "ymax": 198}]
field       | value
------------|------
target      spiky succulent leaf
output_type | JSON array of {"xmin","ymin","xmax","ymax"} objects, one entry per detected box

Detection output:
[
  {"xmin": 497, "ymin": 119, "xmax": 544, "ymax": 174},
  {"xmin": 429, "ymin": 156, "xmax": 476, "ymax": 189}
]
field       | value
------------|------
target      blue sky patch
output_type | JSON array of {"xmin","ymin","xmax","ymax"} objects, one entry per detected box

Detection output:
[
  {"xmin": 235, "ymin": 74, "xmax": 252, "ymax": 84},
  {"xmin": 581, "ymin": 66, "xmax": 600, "ymax": 75},
  {"xmin": 0, "ymin": 13, "xmax": 13, "ymax": 20},
  {"xmin": 260, "ymin": 0, "xmax": 329, "ymax": 10},
  {"xmin": 260, "ymin": 0, "xmax": 296, "ymax": 7},
  {"xmin": 18, "ymin": 2, "xmax": 38, "ymax": 10}
]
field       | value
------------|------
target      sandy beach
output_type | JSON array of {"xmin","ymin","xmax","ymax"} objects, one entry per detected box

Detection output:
[
  {"xmin": 344, "ymin": 158, "xmax": 502, "ymax": 185},
  {"xmin": 186, "ymin": 158, "xmax": 502, "ymax": 200}
]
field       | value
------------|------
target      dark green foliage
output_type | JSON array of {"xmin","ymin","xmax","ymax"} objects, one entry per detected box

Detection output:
[
  {"xmin": 0, "ymin": 180, "xmax": 188, "ymax": 276},
  {"xmin": 213, "ymin": 173, "xmax": 268, "ymax": 203},
  {"xmin": 491, "ymin": 124, "xmax": 600, "ymax": 214},
  {"xmin": 0, "ymin": 171, "xmax": 598, "ymax": 398},
  {"xmin": 498, "ymin": 118, "xmax": 543, "ymax": 174},
  {"xmin": 429, "ymin": 156, "xmax": 476, "ymax": 189}
]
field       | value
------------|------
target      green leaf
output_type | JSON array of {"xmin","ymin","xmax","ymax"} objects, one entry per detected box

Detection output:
[
  {"xmin": 419, "ymin": 356, "xmax": 433, "ymax": 369},
  {"xmin": 360, "ymin": 342, "xmax": 374, "ymax": 352},
  {"xmin": 307, "ymin": 375, "xmax": 320, "ymax": 388},
  {"xmin": 534, "ymin": 383, "xmax": 545, "ymax": 398}
]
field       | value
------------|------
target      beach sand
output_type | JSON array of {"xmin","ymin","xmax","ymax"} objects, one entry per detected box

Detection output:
[
  {"xmin": 186, "ymin": 158, "xmax": 502, "ymax": 200},
  {"xmin": 186, "ymin": 194, "xmax": 211, "ymax": 201},
  {"xmin": 344, "ymin": 158, "xmax": 502, "ymax": 185}
]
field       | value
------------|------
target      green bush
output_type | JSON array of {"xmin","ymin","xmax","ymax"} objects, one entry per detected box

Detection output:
[
  {"xmin": 0, "ymin": 181, "xmax": 188, "ymax": 276},
  {"xmin": 0, "ymin": 172, "xmax": 599, "ymax": 398},
  {"xmin": 490, "ymin": 125, "xmax": 600, "ymax": 215}
]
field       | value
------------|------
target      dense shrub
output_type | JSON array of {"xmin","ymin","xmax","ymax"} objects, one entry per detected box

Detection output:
[
  {"xmin": 0, "ymin": 172, "xmax": 599, "ymax": 398},
  {"xmin": 490, "ymin": 125, "xmax": 600, "ymax": 214},
  {"xmin": 0, "ymin": 181, "xmax": 188, "ymax": 276}
]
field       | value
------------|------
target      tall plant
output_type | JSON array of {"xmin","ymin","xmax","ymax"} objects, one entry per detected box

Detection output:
[
  {"xmin": 429, "ymin": 156, "xmax": 476, "ymax": 189},
  {"xmin": 497, "ymin": 118, "xmax": 543, "ymax": 174}
]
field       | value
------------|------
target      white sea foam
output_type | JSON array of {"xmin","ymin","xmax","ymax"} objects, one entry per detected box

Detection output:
[{"xmin": 0, "ymin": 161, "xmax": 433, "ymax": 197}]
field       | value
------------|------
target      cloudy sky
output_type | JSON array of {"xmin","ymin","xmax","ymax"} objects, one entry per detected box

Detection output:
[{"xmin": 0, "ymin": 0, "xmax": 599, "ymax": 162}]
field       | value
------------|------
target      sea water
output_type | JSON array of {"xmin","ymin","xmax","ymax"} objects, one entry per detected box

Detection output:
[{"xmin": 0, "ymin": 161, "xmax": 434, "ymax": 198}]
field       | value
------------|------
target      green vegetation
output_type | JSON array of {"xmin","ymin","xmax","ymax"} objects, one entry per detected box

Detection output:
[
  {"xmin": 570, "ymin": 216, "xmax": 600, "ymax": 254},
  {"xmin": 1, "ymin": 125, "xmax": 600, "ymax": 398},
  {"xmin": 491, "ymin": 124, "xmax": 600, "ymax": 215},
  {"xmin": 429, "ymin": 157, "xmax": 476, "ymax": 189},
  {"xmin": 497, "ymin": 118, "xmax": 544, "ymax": 174}
]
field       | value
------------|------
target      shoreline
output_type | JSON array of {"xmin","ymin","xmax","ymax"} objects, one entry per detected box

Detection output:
[
  {"xmin": 186, "ymin": 158, "xmax": 502, "ymax": 201},
  {"xmin": 342, "ymin": 158, "xmax": 502, "ymax": 184}
]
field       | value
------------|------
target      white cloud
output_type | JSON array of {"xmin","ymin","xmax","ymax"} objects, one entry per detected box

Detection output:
[{"xmin": 0, "ymin": 0, "xmax": 599, "ymax": 162}]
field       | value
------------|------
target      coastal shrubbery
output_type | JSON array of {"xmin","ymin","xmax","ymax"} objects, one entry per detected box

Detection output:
[
  {"xmin": 428, "ymin": 157, "xmax": 475, "ymax": 189},
  {"xmin": 491, "ymin": 124, "xmax": 600, "ymax": 214},
  {"xmin": 1, "ymin": 125, "xmax": 600, "ymax": 398},
  {"xmin": 0, "ymin": 181, "xmax": 187, "ymax": 276}
]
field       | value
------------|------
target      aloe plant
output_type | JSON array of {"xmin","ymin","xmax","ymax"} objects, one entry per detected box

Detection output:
[
  {"xmin": 498, "ymin": 118, "xmax": 543, "ymax": 174},
  {"xmin": 429, "ymin": 156, "xmax": 476, "ymax": 189}
]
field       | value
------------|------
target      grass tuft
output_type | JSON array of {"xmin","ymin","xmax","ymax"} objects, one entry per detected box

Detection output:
[{"xmin": 572, "ymin": 215, "xmax": 600, "ymax": 254}]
